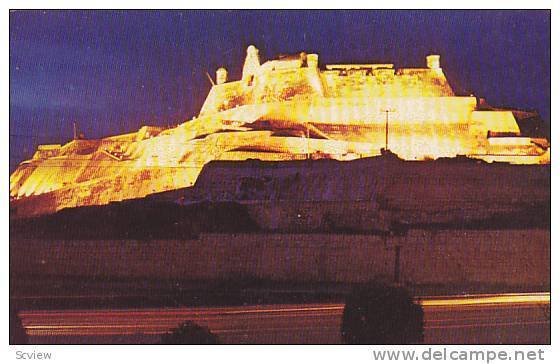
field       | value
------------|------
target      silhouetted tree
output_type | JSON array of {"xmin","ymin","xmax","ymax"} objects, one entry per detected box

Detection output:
[
  {"xmin": 10, "ymin": 307, "xmax": 28, "ymax": 345},
  {"xmin": 341, "ymin": 284, "xmax": 424, "ymax": 344},
  {"xmin": 160, "ymin": 321, "xmax": 219, "ymax": 344}
]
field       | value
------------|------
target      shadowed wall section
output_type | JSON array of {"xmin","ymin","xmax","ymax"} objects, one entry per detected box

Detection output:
[{"xmin": 11, "ymin": 229, "xmax": 549, "ymax": 290}]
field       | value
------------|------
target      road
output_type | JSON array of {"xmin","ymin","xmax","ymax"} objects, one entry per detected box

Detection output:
[{"xmin": 18, "ymin": 293, "xmax": 550, "ymax": 344}]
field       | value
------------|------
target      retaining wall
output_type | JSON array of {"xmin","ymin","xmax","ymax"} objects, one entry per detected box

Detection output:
[{"xmin": 10, "ymin": 229, "xmax": 549, "ymax": 290}]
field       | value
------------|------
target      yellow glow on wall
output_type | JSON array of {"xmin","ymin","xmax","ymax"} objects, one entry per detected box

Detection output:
[{"xmin": 9, "ymin": 46, "xmax": 550, "ymax": 217}]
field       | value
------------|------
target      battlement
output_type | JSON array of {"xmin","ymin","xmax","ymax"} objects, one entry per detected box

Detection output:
[
  {"xmin": 200, "ymin": 46, "xmax": 454, "ymax": 116},
  {"xmin": 325, "ymin": 64, "xmax": 395, "ymax": 71}
]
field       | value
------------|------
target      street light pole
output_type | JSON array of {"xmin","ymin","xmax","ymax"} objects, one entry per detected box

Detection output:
[
  {"xmin": 306, "ymin": 123, "xmax": 310, "ymax": 160},
  {"xmin": 385, "ymin": 110, "xmax": 389, "ymax": 151},
  {"xmin": 382, "ymin": 108, "xmax": 396, "ymax": 152}
]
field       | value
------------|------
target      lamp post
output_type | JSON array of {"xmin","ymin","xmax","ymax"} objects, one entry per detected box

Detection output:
[
  {"xmin": 307, "ymin": 123, "xmax": 310, "ymax": 159},
  {"xmin": 305, "ymin": 123, "xmax": 311, "ymax": 160},
  {"xmin": 383, "ymin": 109, "xmax": 395, "ymax": 151}
]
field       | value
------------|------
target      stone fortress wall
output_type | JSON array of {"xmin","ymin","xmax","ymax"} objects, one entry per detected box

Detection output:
[
  {"xmin": 9, "ymin": 46, "xmax": 550, "ymax": 218},
  {"xmin": 11, "ymin": 229, "xmax": 549, "ymax": 290},
  {"xmin": 159, "ymin": 158, "xmax": 550, "ymax": 231},
  {"xmin": 200, "ymin": 51, "xmax": 455, "ymax": 116},
  {"xmin": 10, "ymin": 151, "xmax": 550, "ymax": 292}
]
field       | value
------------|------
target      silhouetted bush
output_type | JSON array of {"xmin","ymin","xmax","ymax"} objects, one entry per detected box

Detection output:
[
  {"xmin": 341, "ymin": 284, "xmax": 424, "ymax": 344},
  {"xmin": 160, "ymin": 321, "xmax": 219, "ymax": 344},
  {"xmin": 10, "ymin": 307, "xmax": 28, "ymax": 345}
]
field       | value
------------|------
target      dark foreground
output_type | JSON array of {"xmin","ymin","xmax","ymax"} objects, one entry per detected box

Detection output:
[{"xmin": 18, "ymin": 293, "xmax": 550, "ymax": 345}]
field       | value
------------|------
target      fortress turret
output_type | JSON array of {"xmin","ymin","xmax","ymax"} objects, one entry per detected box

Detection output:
[
  {"xmin": 426, "ymin": 54, "xmax": 441, "ymax": 70},
  {"xmin": 307, "ymin": 53, "xmax": 319, "ymax": 68},
  {"xmin": 242, "ymin": 45, "xmax": 260, "ymax": 81},
  {"xmin": 216, "ymin": 67, "xmax": 228, "ymax": 85}
]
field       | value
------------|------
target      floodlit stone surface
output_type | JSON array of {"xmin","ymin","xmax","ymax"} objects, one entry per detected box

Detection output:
[{"xmin": 9, "ymin": 46, "xmax": 550, "ymax": 217}]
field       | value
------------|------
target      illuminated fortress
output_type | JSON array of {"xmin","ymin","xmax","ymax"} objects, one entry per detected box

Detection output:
[{"xmin": 9, "ymin": 46, "xmax": 550, "ymax": 217}]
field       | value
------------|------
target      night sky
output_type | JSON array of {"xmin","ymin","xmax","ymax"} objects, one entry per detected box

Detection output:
[{"xmin": 9, "ymin": 10, "xmax": 550, "ymax": 171}]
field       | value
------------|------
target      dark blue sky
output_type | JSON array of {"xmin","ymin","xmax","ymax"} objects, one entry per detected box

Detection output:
[{"xmin": 9, "ymin": 10, "xmax": 550, "ymax": 170}]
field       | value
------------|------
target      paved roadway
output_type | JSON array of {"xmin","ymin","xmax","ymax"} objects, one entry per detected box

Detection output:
[{"xmin": 19, "ymin": 293, "xmax": 550, "ymax": 344}]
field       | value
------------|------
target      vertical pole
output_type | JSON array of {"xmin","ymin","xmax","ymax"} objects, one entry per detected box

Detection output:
[
  {"xmin": 306, "ymin": 124, "xmax": 310, "ymax": 160},
  {"xmin": 394, "ymin": 245, "xmax": 401, "ymax": 284},
  {"xmin": 385, "ymin": 110, "xmax": 389, "ymax": 151},
  {"xmin": 73, "ymin": 122, "xmax": 77, "ymax": 140}
]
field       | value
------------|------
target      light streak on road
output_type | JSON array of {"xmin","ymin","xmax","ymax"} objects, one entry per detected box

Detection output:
[
  {"xmin": 17, "ymin": 292, "xmax": 550, "ymax": 344},
  {"xmin": 419, "ymin": 292, "xmax": 550, "ymax": 307}
]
